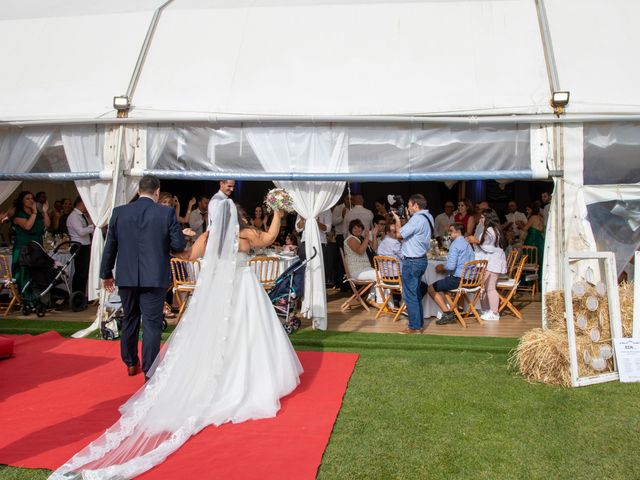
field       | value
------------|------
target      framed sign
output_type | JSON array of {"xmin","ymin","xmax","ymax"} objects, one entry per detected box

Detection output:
[{"xmin": 563, "ymin": 252, "xmax": 623, "ymax": 387}]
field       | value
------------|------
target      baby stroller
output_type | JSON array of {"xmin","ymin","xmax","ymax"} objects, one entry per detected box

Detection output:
[
  {"xmin": 100, "ymin": 289, "xmax": 169, "ymax": 340},
  {"xmin": 19, "ymin": 240, "xmax": 85, "ymax": 317},
  {"xmin": 100, "ymin": 291, "xmax": 124, "ymax": 340},
  {"xmin": 268, "ymin": 247, "xmax": 317, "ymax": 334}
]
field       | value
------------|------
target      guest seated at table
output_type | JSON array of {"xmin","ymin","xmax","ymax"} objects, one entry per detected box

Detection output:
[
  {"xmin": 455, "ymin": 198, "xmax": 476, "ymax": 237},
  {"xmin": 250, "ymin": 204, "xmax": 268, "ymax": 232},
  {"xmin": 282, "ymin": 233, "xmax": 298, "ymax": 254},
  {"xmin": 344, "ymin": 219, "xmax": 382, "ymax": 303},
  {"xmin": 12, "ymin": 191, "xmax": 50, "ymax": 291},
  {"xmin": 370, "ymin": 215, "xmax": 387, "ymax": 253},
  {"xmin": 377, "ymin": 222, "xmax": 403, "ymax": 272},
  {"xmin": 428, "ymin": 223, "xmax": 474, "ymax": 325},
  {"xmin": 374, "ymin": 197, "xmax": 389, "ymax": 217}
]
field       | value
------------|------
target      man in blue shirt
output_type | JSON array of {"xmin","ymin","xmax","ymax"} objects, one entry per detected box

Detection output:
[
  {"xmin": 392, "ymin": 194, "xmax": 434, "ymax": 334},
  {"xmin": 427, "ymin": 222, "xmax": 475, "ymax": 325}
]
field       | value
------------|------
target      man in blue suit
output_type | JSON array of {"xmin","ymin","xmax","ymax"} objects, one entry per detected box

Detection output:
[{"xmin": 100, "ymin": 175, "xmax": 187, "ymax": 380}]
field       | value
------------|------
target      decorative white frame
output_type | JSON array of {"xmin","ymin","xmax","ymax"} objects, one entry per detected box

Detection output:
[
  {"xmin": 563, "ymin": 252, "xmax": 623, "ymax": 387},
  {"xmin": 634, "ymin": 251, "xmax": 640, "ymax": 339}
]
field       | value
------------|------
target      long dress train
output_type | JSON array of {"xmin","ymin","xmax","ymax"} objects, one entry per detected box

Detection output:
[{"xmin": 49, "ymin": 200, "xmax": 303, "ymax": 480}]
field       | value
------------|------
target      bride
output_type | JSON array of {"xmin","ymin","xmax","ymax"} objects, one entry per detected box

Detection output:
[{"xmin": 49, "ymin": 199, "xmax": 303, "ymax": 480}]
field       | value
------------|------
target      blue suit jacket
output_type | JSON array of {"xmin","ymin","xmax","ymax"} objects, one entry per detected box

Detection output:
[{"xmin": 100, "ymin": 197, "xmax": 187, "ymax": 288}]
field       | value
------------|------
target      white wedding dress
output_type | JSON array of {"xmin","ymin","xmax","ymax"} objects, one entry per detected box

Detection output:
[{"xmin": 49, "ymin": 200, "xmax": 303, "ymax": 480}]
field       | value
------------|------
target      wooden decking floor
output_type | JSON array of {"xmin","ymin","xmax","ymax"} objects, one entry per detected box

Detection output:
[{"xmin": 11, "ymin": 290, "xmax": 542, "ymax": 339}]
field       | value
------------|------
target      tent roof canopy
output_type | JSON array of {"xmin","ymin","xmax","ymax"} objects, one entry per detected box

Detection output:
[{"xmin": 1, "ymin": 0, "xmax": 639, "ymax": 124}]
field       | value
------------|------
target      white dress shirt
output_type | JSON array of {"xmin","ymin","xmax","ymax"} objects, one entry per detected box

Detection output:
[
  {"xmin": 332, "ymin": 203, "xmax": 349, "ymax": 237},
  {"xmin": 189, "ymin": 209, "xmax": 208, "ymax": 238},
  {"xmin": 505, "ymin": 211, "xmax": 528, "ymax": 240},
  {"xmin": 344, "ymin": 205, "xmax": 374, "ymax": 231},
  {"xmin": 66, "ymin": 208, "xmax": 94, "ymax": 246},
  {"xmin": 434, "ymin": 212, "xmax": 456, "ymax": 236},
  {"xmin": 295, "ymin": 210, "xmax": 332, "ymax": 244}
]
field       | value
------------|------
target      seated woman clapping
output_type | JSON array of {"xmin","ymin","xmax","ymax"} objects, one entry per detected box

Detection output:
[{"xmin": 344, "ymin": 219, "xmax": 383, "ymax": 303}]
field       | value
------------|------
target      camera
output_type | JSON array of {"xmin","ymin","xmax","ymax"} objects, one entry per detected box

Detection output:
[{"xmin": 387, "ymin": 194, "xmax": 405, "ymax": 219}]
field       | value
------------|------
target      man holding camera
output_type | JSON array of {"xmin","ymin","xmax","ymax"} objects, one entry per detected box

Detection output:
[{"xmin": 392, "ymin": 194, "xmax": 434, "ymax": 334}]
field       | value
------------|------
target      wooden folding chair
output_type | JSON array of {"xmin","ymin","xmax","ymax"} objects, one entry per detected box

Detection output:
[
  {"xmin": 444, "ymin": 259, "xmax": 488, "ymax": 328},
  {"xmin": 373, "ymin": 255, "xmax": 405, "ymax": 321},
  {"xmin": 248, "ymin": 256, "xmax": 280, "ymax": 292},
  {"xmin": 170, "ymin": 258, "xmax": 201, "ymax": 321},
  {"xmin": 497, "ymin": 255, "xmax": 527, "ymax": 319},
  {"xmin": 339, "ymin": 248, "xmax": 375, "ymax": 312},
  {"xmin": 502, "ymin": 248, "xmax": 519, "ymax": 279},
  {"xmin": 0, "ymin": 255, "xmax": 20, "ymax": 317},
  {"xmin": 517, "ymin": 245, "xmax": 539, "ymax": 299}
]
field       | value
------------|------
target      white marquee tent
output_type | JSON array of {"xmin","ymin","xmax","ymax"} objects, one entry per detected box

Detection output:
[{"xmin": 1, "ymin": 0, "xmax": 639, "ymax": 330}]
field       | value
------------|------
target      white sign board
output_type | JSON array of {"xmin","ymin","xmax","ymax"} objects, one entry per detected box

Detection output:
[{"xmin": 614, "ymin": 338, "xmax": 640, "ymax": 383}]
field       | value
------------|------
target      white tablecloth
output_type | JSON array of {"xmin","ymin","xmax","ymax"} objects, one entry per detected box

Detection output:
[{"xmin": 421, "ymin": 258, "xmax": 447, "ymax": 318}]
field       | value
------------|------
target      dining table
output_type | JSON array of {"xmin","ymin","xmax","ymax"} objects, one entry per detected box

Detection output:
[{"xmin": 421, "ymin": 255, "xmax": 448, "ymax": 319}]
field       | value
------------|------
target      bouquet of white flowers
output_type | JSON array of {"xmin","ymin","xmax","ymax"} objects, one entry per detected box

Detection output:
[{"xmin": 264, "ymin": 188, "xmax": 295, "ymax": 213}]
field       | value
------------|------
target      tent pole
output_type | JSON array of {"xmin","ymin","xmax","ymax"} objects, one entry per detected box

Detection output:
[
  {"xmin": 4, "ymin": 113, "xmax": 640, "ymax": 128},
  {"xmin": 131, "ymin": 169, "xmax": 544, "ymax": 182}
]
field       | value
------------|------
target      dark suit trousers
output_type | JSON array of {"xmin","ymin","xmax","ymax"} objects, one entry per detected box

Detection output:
[
  {"xmin": 118, "ymin": 286, "xmax": 166, "ymax": 374},
  {"xmin": 72, "ymin": 244, "xmax": 91, "ymax": 295}
]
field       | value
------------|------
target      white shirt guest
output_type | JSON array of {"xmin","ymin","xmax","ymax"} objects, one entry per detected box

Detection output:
[
  {"xmin": 67, "ymin": 206, "xmax": 94, "ymax": 245},
  {"xmin": 503, "ymin": 201, "xmax": 528, "ymax": 242},
  {"xmin": 295, "ymin": 210, "xmax": 332, "ymax": 245},
  {"xmin": 189, "ymin": 196, "xmax": 210, "ymax": 239},
  {"xmin": 66, "ymin": 197, "xmax": 95, "ymax": 297},
  {"xmin": 344, "ymin": 195, "xmax": 374, "ymax": 231},
  {"xmin": 332, "ymin": 196, "xmax": 352, "ymax": 238},
  {"xmin": 434, "ymin": 201, "xmax": 456, "ymax": 237}
]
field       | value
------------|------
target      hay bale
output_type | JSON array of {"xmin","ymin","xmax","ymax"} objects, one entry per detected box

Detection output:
[
  {"xmin": 512, "ymin": 328, "xmax": 572, "ymax": 387},
  {"xmin": 545, "ymin": 291, "xmax": 566, "ymax": 331},
  {"xmin": 619, "ymin": 281, "xmax": 634, "ymax": 337}
]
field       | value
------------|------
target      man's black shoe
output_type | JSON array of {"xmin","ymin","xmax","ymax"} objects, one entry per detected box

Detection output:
[{"xmin": 436, "ymin": 312, "xmax": 457, "ymax": 325}]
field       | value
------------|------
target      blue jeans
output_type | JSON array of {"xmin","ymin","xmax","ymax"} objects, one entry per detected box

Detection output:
[{"xmin": 401, "ymin": 257, "xmax": 428, "ymax": 330}]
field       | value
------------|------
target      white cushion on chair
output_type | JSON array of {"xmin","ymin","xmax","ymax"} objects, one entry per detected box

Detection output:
[
  {"xmin": 448, "ymin": 286, "xmax": 481, "ymax": 293},
  {"xmin": 524, "ymin": 273, "xmax": 539, "ymax": 282},
  {"xmin": 497, "ymin": 279, "xmax": 518, "ymax": 288}
]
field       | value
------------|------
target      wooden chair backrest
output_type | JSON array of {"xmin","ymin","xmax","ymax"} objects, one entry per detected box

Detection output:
[
  {"xmin": 505, "ymin": 249, "xmax": 519, "ymax": 277},
  {"xmin": 170, "ymin": 258, "xmax": 201, "ymax": 286},
  {"xmin": 248, "ymin": 256, "xmax": 280, "ymax": 284},
  {"xmin": 373, "ymin": 255, "xmax": 402, "ymax": 287},
  {"xmin": 511, "ymin": 255, "xmax": 528, "ymax": 284},
  {"xmin": 458, "ymin": 260, "xmax": 488, "ymax": 289},
  {"xmin": 339, "ymin": 248, "xmax": 354, "ymax": 280},
  {"xmin": 0, "ymin": 255, "xmax": 11, "ymax": 280},
  {"xmin": 518, "ymin": 245, "xmax": 538, "ymax": 266}
]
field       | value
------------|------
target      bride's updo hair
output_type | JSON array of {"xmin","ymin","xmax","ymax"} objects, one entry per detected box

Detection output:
[{"xmin": 235, "ymin": 204, "xmax": 254, "ymax": 229}]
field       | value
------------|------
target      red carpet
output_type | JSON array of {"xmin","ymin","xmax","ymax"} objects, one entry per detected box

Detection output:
[{"xmin": 0, "ymin": 332, "xmax": 358, "ymax": 479}]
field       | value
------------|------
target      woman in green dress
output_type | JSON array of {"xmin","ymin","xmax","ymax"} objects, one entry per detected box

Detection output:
[
  {"xmin": 12, "ymin": 191, "xmax": 50, "ymax": 291},
  {"xmin": 517, "ymin": 200, "xmax": 545, "ymax": 279}
]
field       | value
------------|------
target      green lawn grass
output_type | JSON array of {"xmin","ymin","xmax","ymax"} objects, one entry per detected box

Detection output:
[{"xmin": 2, "ymin": 320, "xmax": 639, "ymax": 480}]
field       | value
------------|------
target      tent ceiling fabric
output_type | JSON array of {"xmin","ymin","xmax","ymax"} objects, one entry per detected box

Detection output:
[
  {"xmin": 1, "ymin": 0, "xmax": 639, "ymax": 123},
  {"xmin": 131, "ymin": 0, "xmax": 550, "ymax": 117},
  {"xmin": 545, "ymin": 0, "xmax": 640, "ymax": 114},
  {"xmin": 0, "ymin": 0, "xmax": 166, "ymax": 122}
]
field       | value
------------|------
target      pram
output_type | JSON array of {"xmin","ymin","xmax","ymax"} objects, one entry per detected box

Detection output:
[
  {"xmin": 268, "ymin": 247, "xmax": 317, "ymax": 334},
  {"xmin": 100, "ymin": 289, "xmax": 169, "ymax": 340},
  {"xmin": 19, "ymin": 240, "xmax": 85, "ymax": 317}
]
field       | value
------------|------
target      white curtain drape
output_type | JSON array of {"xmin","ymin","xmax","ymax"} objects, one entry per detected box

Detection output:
[
  {"xmin": 124, "ymin": 125, "xmax": 172, "ymax": 201},
  {"xmin": 246, "ymin": 127, "xmax": 347, "ymax": 330},
  {"xmin": 0, "ymin": 127, "xmax": 54, "ymax": 204},
  {"xmin": 61, "ymin": 125, "xmax": 115, "ymax": 302}
]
